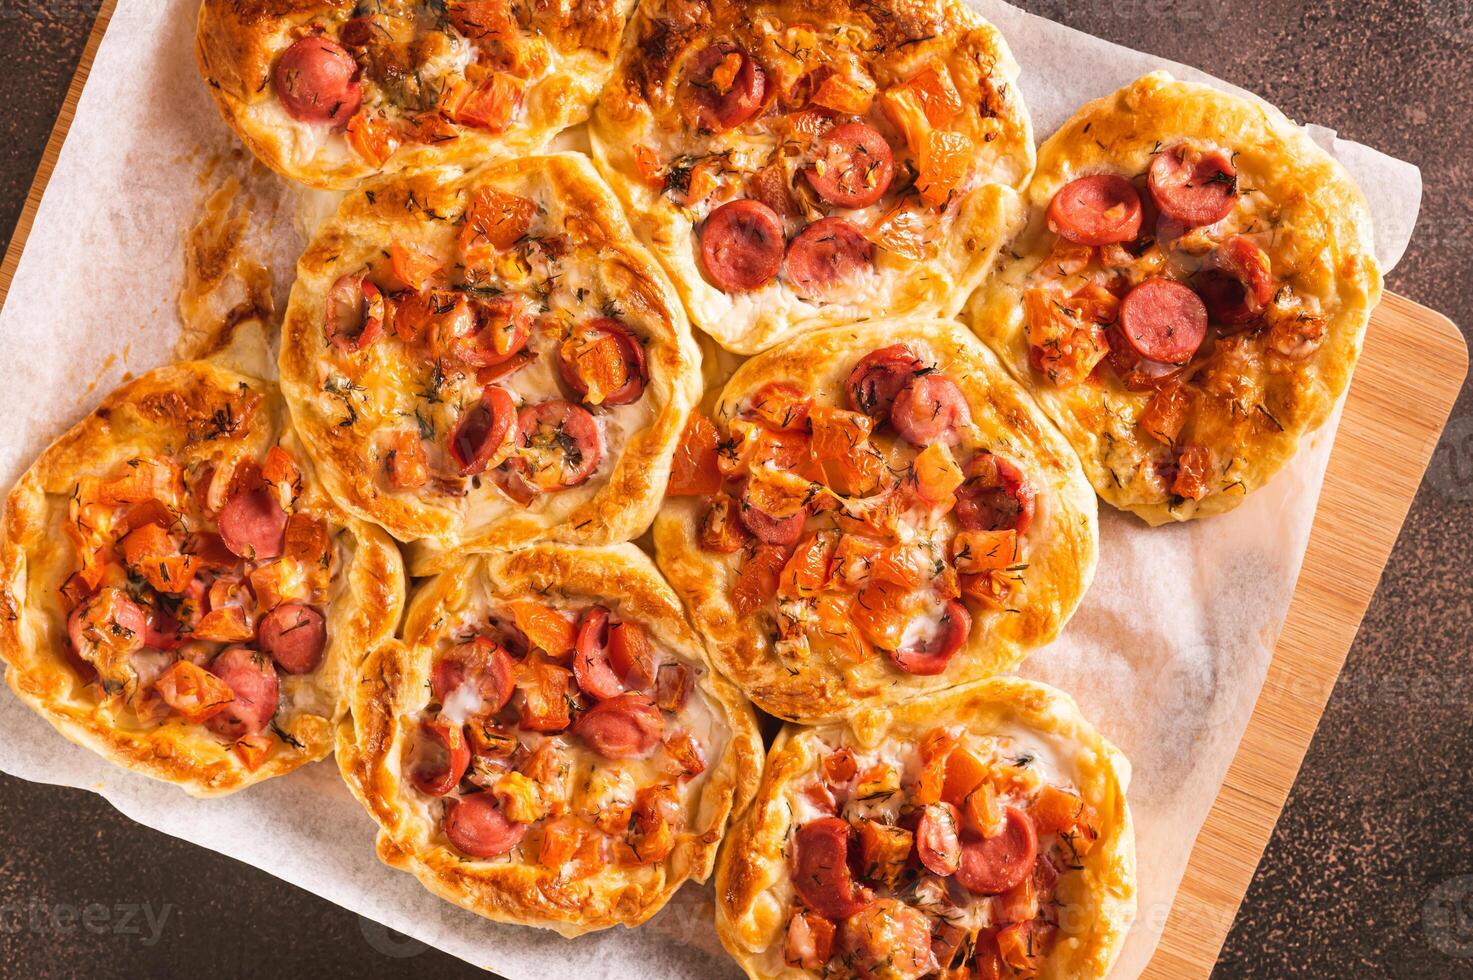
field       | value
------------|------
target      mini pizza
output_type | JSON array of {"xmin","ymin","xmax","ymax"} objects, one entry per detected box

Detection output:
[
  {"xmin": 337, "ymin": 543, "xmax": 763, "ymax": 935},
  {"xmin": 969, "ymin": 72, "xmax": 1383, "ymax": 524},
  {"xmin": 654, "ymin": 318, "xmax": 1096, "ymax": 724},
  {"xmin": 0, "ymin": 357, "xmax": 404, "ymax": 796},
  {"xmin": 590, "ymin": 0, "xmax": 1034, "ymax": 354},
  {"xmin": 196, "ymin": 0, "xmax": 634, "ymax": 189},
  {"xmin": 279, "ymin": 153, "xmax": 700, "ymax": 571},
  {"xmin": 716, "ymin": 676, "xmax": 1135, "ymax": 980}
]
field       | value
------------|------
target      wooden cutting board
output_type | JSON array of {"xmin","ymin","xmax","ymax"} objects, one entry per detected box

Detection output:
[
  {"xmin": 1, "ymin": 2, "xmax": 1467, "ymax": 975},
  {"xmin": 1144, "ymin": 290, "xmax": 1467, "ymax": 976}
]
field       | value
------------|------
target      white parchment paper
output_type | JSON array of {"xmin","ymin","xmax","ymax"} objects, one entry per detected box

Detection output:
[{"xmin": 0, "ymin": 1, "xmax": 1422, "ymax": 977}]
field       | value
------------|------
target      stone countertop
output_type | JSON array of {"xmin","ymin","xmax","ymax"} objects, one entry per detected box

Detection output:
[{"xmin": 0, "ymin": 1, "xmax": 1469, "ymax": 976}]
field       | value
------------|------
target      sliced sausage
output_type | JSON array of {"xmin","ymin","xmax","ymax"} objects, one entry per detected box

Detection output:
[
  {"xmin": 1148, "ymin": 144, "xmax": 1238, "ymax": 227},
  {"xmin": 739, "ymin": 484, "xmax": 806, "ymax": 546},
  {"xmin": 805, "ymin": 122, "xmax": 894, "ymax": 209},
  {"xmin": 792, "ymin": 817, "xmax": 874, "ymax": 920},
  {"xmin": 204, "ymin": 646, "xmax": 279, "ymax": 740},
  {"xmin": 916, "ymin": 802, "xmax": 963, "ymax": 876},
  {"xmin": 217, "ymin": 487, "xmax": 288, "ymax": 560},
  {"xmin": 448, "ymin": 385, "xmax": 516, "ymax": 476},
  {"xmin": 443, "ymin": 792, "xmax": 526, "ymax": 858},
  {"xmin": 449, "ymin": 295, "xmax": 531, "ymax": 367},
  {"xmin": 432, "ymin": 639, "xmax": 516, "ymax": 713},
  {"xmin": 785, "ymin": 218, "xmax": 873, "ymax": 298},
  {"xmin": 257, "ymin": 602, "xmax": 326, "ymax": 675},
  {"xmin": 701, "ymin": 199, "xmax": 784, "ymax": 293},
  {"xmin": 410, "ymin": 719, "xmax": 470, "ymax": 797},
  {"xmin": 847, "ymin": 344, "xmax": 925, "ymax": 420},
  {"xmin": 890, "ymin": 600, "xmax": 970, "ymax": 676},
  {"xmin": 1046, "ymin": 174, "xmax": 1143, "ymax": 246},
  {"xmin": 955, "ymin": 453, "xmax": 1035, "ymax": 535},
  {"xmin": 1118, "ymin": 277, "xmax": 1209, "ymax": 365},
  {"xmin": 955, "ymin": 805, "xmax": 1038, "ymax": 896},
  {"xmin": 1200, "ymin": 235, "xmax": 1273, "ymax": 327},
  {"xmin": 68, "ymin": 589, "xmax": 147, "ymax": 663},
  {"xmin": 274, "ymin": 36, "xmax": 363, "ymax": 127},
  {"xmin": 608, "ymin": 621, "xmax": 656, "ymax": 692},
  {"xmin": 889, "ymin": 374, "xmax": 969, "ymax": 446},
  {"xmin": 836, "ymin": 898, "xmax": 933, "ymax": 980},
  {"xmin": 509, "ymin": 400, "xmax": 604, "ymax": 491},
  {"xmin": 686, "ymin": 45, "xmax": 766, "ymax": 131},
  {"xmin": 573, "ymin": 606, "xmax": 625, "ymax": 701},
  {"xmin": 557, "ymin": 317, "xmax": 648, "ymax": 407},
  {"xmin": 325, "ymin": 274, "xmax": 384, "ymax": 352},
  {"xmin": 573, "ymin": 694, "xmax": 664, "ymax": 760}
]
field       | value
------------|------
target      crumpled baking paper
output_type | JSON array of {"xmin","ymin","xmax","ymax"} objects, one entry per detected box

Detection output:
[{"xmin": 0, "ymin": 0, "xmax": 1421, "ymax": 976}]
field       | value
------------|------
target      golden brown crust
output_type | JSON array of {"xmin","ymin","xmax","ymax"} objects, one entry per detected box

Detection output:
[
  {"xmin": 278, "ymin": 154, "xmax": 700, "ymax": 574},
  {"xmin": 197, "ymin": 0, "xmax": 635, "ymax": 189},
  {"xmin": 0, "ymin": 356, "xmax": 404, "ymax": 797},
  {"xmin": 590, "ymin": 0, "xmax": 1033, "ymax": 354},
  {"xmin": 968, "ymin": 72, "xmax": 1383, "ymax": 524},
  {"xmin": 716, "ymin": 676, "xmax": 1136, "ymax": 979},
  {"xmin": 336, "ymin": 543, "xmax": 764, "ymax": 935},
  {"xmin": 654, "ymin": 318, "xmax": 1097, "ymax": 724}
]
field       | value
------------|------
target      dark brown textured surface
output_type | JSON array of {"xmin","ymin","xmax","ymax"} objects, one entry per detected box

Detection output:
[{"xmin": 0, "ymin": 0, "xmax": 1469, "ymax": 977}]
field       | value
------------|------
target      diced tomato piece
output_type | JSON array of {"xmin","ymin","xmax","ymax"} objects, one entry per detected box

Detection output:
[
  {"xmin": 509, "ymin": 601, "xmax": 575, "ymax": 659},
  {"xmin": 1172, "ymin": 445, "xmax": 1215, "ymax": 500},
  {"xmin": 960, "ymin": 570, "xmax": 1013, "ymax": 609},
  {"xmin": 942, "ymin": 747, "xmax": 990, "ymax": 807},
  {"xmin": 121, "ymin": 524, "xmax": 199, "ymax": 594},
  {"xmin": 880, "ymin": 87, "xmax": 930, "ymax": 159},
  {"xmin": 389, "ymin": 241, "xmax": 442, "ymax": 291},
  {"xmin": 345, "ymin": 108, "xmax": 400, "ymax": 166},
  {"xmin": 517, "ymin": 659, "xmax": 573, "ymax": 732},
  {"xmin": 916, "ymin": 129, "xmax": 973, "ymax": 208},
  {"xmin": 383, "ymin": 430, "xmax": 430, "ymax": 489},
  {"xmin": 823, "ymin": 746, "xmax": 857, "ymax": 785},
  {"xmin": 698, "ymin": 492, "xmax": 749, "ymax": 553},
  {"xmin": 913, "ymin": 442, "xmax": 964, "ymax": 506},
  {"xmin": 849, "ymin": 580, "xmax": 908, "ymax": 649},
  {"xmin": 870, "ymin": 544, "xmax": 929, "ymax": 590},
  {"xmin": 779, "ymin": 532, "xmax": 837, "ymax": 599},
  {"xmin": 732, "ymin": 544, "xmax": 788, "ymax": 616},
  {"xmin": 633, "ymin": 144, "xmax": 664, "ymax": 188},
  {"xmin": 784, "ymin": 909, "xmax": 836, "ymax": 970},
  {"xmin": 997, "ymin": 921, "xmax": 1052, "ymax": 978},
  {"xmin": 249, "ymin": 559, "xmax": 312, "ymax": 609},
  {"xmin": 668, "ymin": 414, "xmax": 723, "ymax": 497},
  {"xmin": 811, "ymin": 70, "xmax": 875, "ymax": 115},
  {"xmin": 626, "ymin": 784, "xmax": 679, "ymax": 864},
  {"xmin": 233, "ymin": 733, "xmax": 275, "ymax": 770},
  {"xmin": 451, "ymin": 72, "xmax": 523, "ymax": 131},
  {"xmin": 459, "ymin": 187, "xmax": 536, "ymax": 254},
  {"xmin": 153, "ymin": 660, "xmax": 234, "ymax": 723},
  {"xmin": 1141, "ymin": 380, "xmax": 1191, "ymax": 446},
  {"xmin": 283, "ymin": 512, "xmax": 331, "ymax": 568},
  {"xmin": 808, "ymin": 405, "xmax": 874, "ymax": 460},
  {"xmin": 1024, "ymin": 288, "xmax": 1110, "ymax": 387},
  {"xmin": 952, "ymin": 529, "xmax": 1018, "ymax": 575},
  {"xmin": 896, "ymin": 67, "xmax": 963, "ymax": 126},
  {"xmin": 663, "ymin": 730, "xmax": 707, "ymax": 778},
  {"xmin": 1030, "ymin": 784, "xmax": 1092, "ymax": 836},
  {"xmin": 748, "ymin": 383, "xmax": 812, "ymax": 431},
  {"xmin": 830, "ymin": 533, "xmax": 882, "ymax": 591},
  {"xmin": 261, "ymin": 446, "xmax": 301, "ymax": 489},
  {"xmin": 855, "ymin": 819, "xmax": 913, "ymax": 888},
  {"xmin": 814, "ymin": 593, "xmax": 870, "ymax": 661}
]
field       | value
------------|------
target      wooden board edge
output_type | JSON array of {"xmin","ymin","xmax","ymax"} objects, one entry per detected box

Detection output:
[
  {"xmin": 1142, "ymin": 295, "xmax": 1469, "ymax": 978},
  {"xmin": 0, "ymin": 0, "xmax": 117, "ymax": 316}
]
